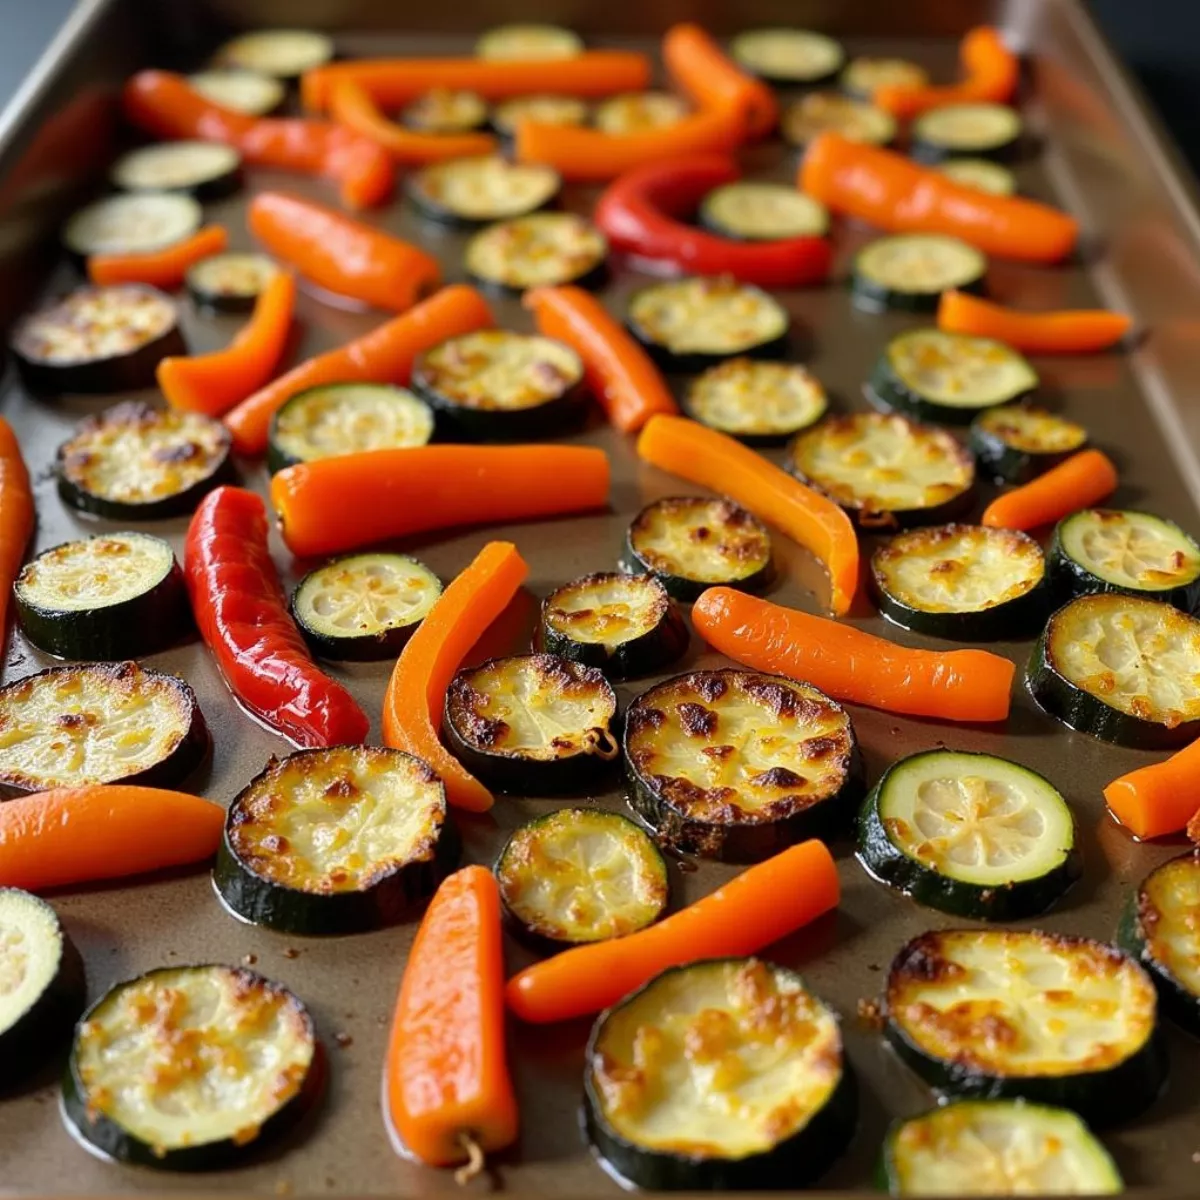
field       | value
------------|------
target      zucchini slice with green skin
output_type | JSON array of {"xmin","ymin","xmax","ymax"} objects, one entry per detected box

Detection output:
[
  {"xmin": 401, "ymin": 89, "xmax": 488, "ymax": 134},
  {"xmin": 911, "ymin": 102, "xmax": 1024, "ymax": 164},
  {"xmin": 15, "ymin": 531, "xmax": 189, "ymax": 660},
  {"xmin": 214, "ymin": 746, "xmax": 459, "ymax": 936},
  {"xmin": 475, "ymin": 23, "xmax": 583, "ymax": 61},
  {"xmin": 62, "ymin": 192, "xmax": 202, "ymax": 261},
  {"xmin": 1028, "ymin": 593, "xmax": 1200, "ymax": 748},
  {"xmin": 490, "ymin": 94, "xmax": 588, "ymax": 138},
  {"xmin": 683, "ymin": 358, "xmax": 828, "ymax": 446},
  {"xmin": 593, "ymin": 91, "xmax": 689, "ymax": 135},
  {"xmin": 782, "ymin": 91, "xmax": 896, "ymax": 150},
  {"xmin": 443, "ymin": 654, "xmax": 619, "ymax": 795},
  {"xmin": 187, "ymin": 69, "xmax": 285, "ymax": 116},
  {"xmin": 730, "ymin": 28, "xmax": 845, "ymax": 85},
  {"xmin": 290, "ymin": 553, "xmax": 442, "ymax": 661},
  {"xmin": 856, "ymin": 749, "xmax": 1080, "ymax": 921},
  {"xmin": 624, "ymin": 668, "xmax": 861, "ymax": 862},
  {"xmin": 840, "ymin": 56, "xmax": 929, "ymax": 101},
  {"xmin": 584, "ymin": 958, "xmax": 856, "ymax": 1190},
  {"xmin": 62, "ymin": 964, "xmax": 322, "ymax": 1169},
  {"xmin": 186, "ymin": 252, "xmax": 279, "ymax": 314},
  {"xmin": 538, "ymin": 571, "xmax": 688, "ymax": 679},
  {"xmin": 870, "ymin": 524, "xmax": 1048, "ymax": 640},
  {"xmin": 880, "ymin": 1100, "xmax": 1123, "ymax": 1196},
  {"xmin": 464, "ymin": 212, "xmax": 607, "ymax": 294},
  {"xmin": 1049, "ymin": 509, "xmax": 1200, "ymax": 613},
  {"xmin": 495, "ymin": 808, "xmax": 668, "ymax": 947},
  {"xmin": 884, "ymin": 928, "xmax": 1166, "ymax": 1126},
  {"xmin": 869, "ymin": 328, "xmax": 1037, "ymax": 422},
  {"xmin": 970, "ymin": 404, "xmax": 1088, "ymax": 484},
  {"xmin": 852, "ymin": 236, "xmax": 987, "ymax": 314},
  {"xmin": 57, "ymin": 402, "xmax": 234, "ymax": 520},
  {"xmin": 406, "ymin": 155, "xmax": 561, "ymax": 227},
  {"xmin": 624, "ymin": 496, "xmax": 773, "ymax": 601},
  {"xmin": 110, "ymin": 141, "xmax": 242, "ymax": 200},
  {"xmin": 936, "ymin": 157, "xmax": 1018, "ymax": 196},
  {"xmin": 697, "ymin": 182, "xmax": 829, "ymax": 241},
  {"xmin": 215, "ymin": 28, "xmax": 334, "ymax": 78},
  {"xmin": 0, "ymin": 661, "xmax": 208, "ymax": 797},
  {"xmin": 0, "ymin": 889, "xmax": 85, "ymax": 1086}
]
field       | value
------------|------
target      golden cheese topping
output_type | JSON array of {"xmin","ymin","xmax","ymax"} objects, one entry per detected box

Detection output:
[
  {"xmin": 402, "ymin": 88, "xmax": 488, "ymax": 133},
  {"xmin": 292, "ymin": 553, "xmax": 441, "ymax": 642},
  {"xmin": 1059, "ymin": 510, "xmax": 1200, "ymax": 592},
  {"xmin": 593, "ymin": 91, "xmax": 689, "ymax": 134},
  {"xmin": 543, "ymin": 572, "xmax": 670, "ymax": 649},
  {"xmin": 0, "ymin": 890, "xmax": 63, "ymax": 1035},
  {"xmin": 783, "ymin": 91, "xmax": 895, "ymax": 146},
  {"xmin": 410, "ymin": 155, "xmax": 559, "ymax": 221},
  {"xmin": 188, "ymin": 253, "xmax": 278, "ymax": 302},
  {"xmin": 1138, "ymin": 854, "xmax": 1200, "ymax": 998},
  {"xmin": 975, "ymin": 405, "xmax": 1087, "ymax": 453},
  {"xmin": 14, "ymin": 286, "xmax": 176, "ymax": 365},
  {"xmin": 914, "ymin": 102, "xmax": 1021, "ymax": 150},
  {"xmin": 629, "ymin": 277, "xmax": 788, "ymax": 357},
  {"xmin": 464, "ymin": 212, "xmax": 607, "ymax": 289},
  {"xmin": 841, "ymin": 57, "xmax": 929, "ymax": 97},
  {"xmin": 590, "ymin": 958, "xmax": 843, "ymax": 1157},
  {"xmin": 491, "ymin": 94, "xmax": 588, "ymax": 134},
  {"xmin": 687, "ymin": 359, "xmax": 828, "ymax": 438},
  {"xmin": 475, "ymin": 24, "xmax": 583, "ymax": 61},
  {"xmin": 17, "ymin": 532, "xmax": 175, "ymax": 612},
  {"xmin": 272, "ymin": 384, "xmax": 433, "ymax": 463},
  {"xmin": 112, "ymin": 141, "xmax": 240, "ymax": 191},
  {"xmin": 629, "ymin": 497, "xmax": 771, "ymax": 586},
  {"xmin": 884, "ymin": 329, "xmax": 1036, "ymax": 408}
]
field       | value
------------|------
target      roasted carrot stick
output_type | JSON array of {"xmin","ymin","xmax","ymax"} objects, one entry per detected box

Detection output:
[
  {"xmin": 0, "ymin": 418, "xmax": 33, "ymax": 657},
  {"xmin": 937, "ymin": 291, "xmax": 1132, "ymax": 354},
  {"xmin": 507, "ymin": 838, "xmax": 839, "ymax": 1023},
  {"xmin": 1104, "ymin": 739, "xmax": 1200, "ymax": 840},
  {"xmin": 0, "ymin": 785, "xmax": 224, "ymax": 891},
  {"xmin": 637, "ymin": 415, "xmax": 858, "ymax": 615},
  {"xmin": 88, "ymin": 225, "xmax": 228, "ymax": 289},
  {"xmin": 158, "ymin": 270, "xmax": 296, "ymax": 417},
  {"xmin": 382, "ymin": 542, "xmax": 528, "ymax": 814},
  {"xmin": 272, "ymin": 444, "xmax": 610, "ymax": 558},
  {"xmin": 875, "ymin": 26, "xmax": 1018, "ymax": 118},
  {"xmin": 693, "ymin": 588, "xmax": 1014, "ymax": 722},
  {"xmin": 981, "ymin": 448, "xmax": 1118, "ymax": 531},
  {"xmin": 224, "ymin": 284, "xmax": 494, "ymax": 456},
  {"xmin": 384, "ymin": 866, "xmax": 518, "ymax": 1176}
]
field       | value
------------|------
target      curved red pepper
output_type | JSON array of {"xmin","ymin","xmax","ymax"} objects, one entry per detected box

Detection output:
[
  {"xmin": 593, "ymin": 156, "xmax": 831, "ymax": 287},
  {"xmin": 184, "ymin": 487, "xmax": 370, "ymax": 748}
]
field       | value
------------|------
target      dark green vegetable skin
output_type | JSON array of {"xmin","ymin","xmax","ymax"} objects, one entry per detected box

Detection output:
[{"xmin": 969, "ymin": 415, "xmax": 1085, "ymax": 485}]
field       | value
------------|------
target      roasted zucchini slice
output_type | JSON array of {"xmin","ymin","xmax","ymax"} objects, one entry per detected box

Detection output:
[
  {"xmin": 870, "ymin": 524, "xmax": 1047, "ymax": 640},
  {"xmin": 401, "ymin": 88, "xmax": 488, "ymax": 134},
  {"xmin": 187, "ymin": 69, "xmax": 285, "ymax": 116},
  {"xmin": 782, "ymin": 91, "xmax": 896, "ymax": 149},
  {"xmin": 840, "ymin": 56, "xmax": 929, "ymax": 101},
  {"xmin": 683, "ymin": 358, "xmax": 828, "ymax": 445},
  {"xmin": 490, "ymin": 94, "xmax": 588, "ymax": 137},
  {"xmin": 443, "ymin": 654, "xmax": 619, "ymax": 794},
  {"xmin": 214, "ymin": 28, "xmax": 334, "ymax": 78},
  {"xmin": 475, "ymin": 23, "xmax": 583, "ymax": 61},
  {"xmin": 884, "ymin": 928, "xmax": 1166, "ymax": 1126},
  {"xmin": 911, "ymin": 102, "xmax": 1024, "ymax": 163},
  {"xmin": 852, "ymin": 236, "xmax": 987, "ymax": 314},
  {"xmin": 1028, "ymin": 593, "xmax": 1200, "ymax": 748},
  {"xmin": 624, "ymin": 669, "xmax": 860, "ymax": 861},
  {"xmin": 857, "ymin": 750, "xmax": 1080, "ymax": 921},
  {"xmin": 406, "ymin": 155, "xmax": 561, "ymax": 227},
  {"xmin": 62, "ymin": 192, "xmax": 202, "ymax": 261},
  {"xmin": 57, "ymin": 401, "xmax": 233, "ymax": 519},
  {"xmin": 624, "ymin": 496, "xmax": 773, "ymax": 601},
  {"xmin": 464, "ymin": 212, "xmax": 607, "ymax": 293},
  {"xmin": 970, "ymin": 404, "xmax": 1088, "ymax": 484},
  {"xmin": 495, "ymin": 808, "xmax": 668, "ymax": 946},
  {"xmin": 788, "ymin": 412, "xmax": 976, "ymax": 529},
  {"xmin": 0, "ymin": 661, "xmax": 208, "ymax": 796},
  {"xmin": 584, "ymin": 958, "xmax": 856, "ymax": 1190},
  {"xmin": 730, "ymin": 28, "xmax": 845, "ymax": 85},
  {"xmin": 214, "ymin": 746, "xmax": 458, "ymax": 935},
  {"xmin": 15, "ymin": 531, "xmax": 189, "ymax": 660},
  {"xmin": 697, "ymin": 182, "xmax": 829, "ymax": 241},
  {"xmin": 62, "ymin": 965, "xmax": 322, "ymax": 1169},
  {"xmin": 936, "ymin": 157, "xmax": 1018, "ymax": 196},
  {"xmin": 593, "ymin": 91, "xmax": 689, "ymax": 135},
  {"xmin": 538, "ymin": 571, "xmax": 688, "ymax": 679},
  {"xmin": 186, "ymin": 252, "xmax": 279, "ymax": 313},
  {"xmin": 110, "ymin": 141, "xmax": 242, "ymax": 200}
]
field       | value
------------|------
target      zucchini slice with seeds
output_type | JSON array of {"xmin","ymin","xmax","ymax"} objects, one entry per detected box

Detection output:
[
  {"xmin": 62, "ymin": 192, "xmax": 202, "ymax": 261},
  {"xmin": 406, "ymin": 155, "xmax": 561, "ymax": 227},
  {"xmin": 593, "ymin": 91, "xmax": 688, "ymax": 135},
  {"xmin": 852, "ymin": 235, "xmax": 987, "ymax": 314},
  {"xmin": 1028, "ymin": 593, "xmax": 1200, "ymax": 748},
  {"xmin": 870, "ymin": 524, "xmax": 1047, "ymax": 640},
  {"xmin": 684, "ymin": 358, "xmax": 828, "ymax": 445},
  {"xmin": 401, "ymin": 88, "xmax": 488, "ymax": 134},
  {"xmin": 624, "ymin": 668, "xmax": 861, "ymax": 861},
  {"xmin": 538, "ymin": 571, "xmax": 688, "ymax": 679},
  {"xmin": 214, "ymin": 28, "xmax": 334, "ymax": 78},
  {"xmin": 186, "ymin": 252, "xmax": 278, "ymax": 313},
  {"xmin": 214, "ymin": 746, "xmax": 458, "ymax": 935},
  {"xmin": 63, "ymin": 965, "xmax": 321, "ymax": 1169},
  {"xmin": 697, "ymin": 182, "xmax": 829, "ymax": 241},
  {"xmin": 187, "ymin": 69, "xmax": 285, "ymax": 116},
  {"xmin": 443, "ymin": 654, "xmax": 619, "ymax": 794},
  {"xmin": 970, "ymin": 404, "xmax": 1088, "ymax": 484},
  {"xmin": 782, "ymin": 92, "xmax": 896, "ymax": 149},
  {"xmin": 936, "ymin": 157, "xmax": 1018, "ymax": 196},
  {"xmin": 0, "ymin": 662, "xmax": 208, "ymax": 796},
  {"xmin": 730, "ymin": 28, "xmax": 845, "ymax": 85},
  {"xmin": 475, "ymin": 23, "xmax": 582, "ymax": 61},
  {"xmin": 857, "ymin": 750, "xmax": 1080, "ymax": 921},
  {"xmin": 495, "ymin": 808, "xmax": 668, "ymax": 946},
  {"xmin": 464, "ymin": 212, "xmax": 607, "ymax": 293},
  {"xmin": 884, "ymin": 928, "xmax": 1166, "ymax": 1126},
  {"xmin": 584, "ymin": 958, "xmax": 856, "ymax": 1191},
  {"xmin": 110, "ymin": 141, "xmax": 242, "ymax": 199},
  {"xmin": 840, "ymin": 56, "xmax": 929, "ymax": 101},
  {"xmin": 16, "ymin": 532, "xmax": 189, "ymax": 660},
  {"xmin": 911, "ymin": 102, "xmax": 1024, "ymax": 163},
  {"xmin": 491, "ymin": 94, "xmax": 588, "ymax": 137}
]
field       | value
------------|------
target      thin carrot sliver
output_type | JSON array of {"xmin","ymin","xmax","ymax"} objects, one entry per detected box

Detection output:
[
  {"xmin": 938, "ymin": 291, "xmax": 1132, "ymax": 354},
  {"xmin": 87, "ymin": 225, "xmax": 228, "ymax": 289},
  {"xmin": 0, "ymin": 418, "xmax": 33, "ymax": 655},
  {"xmin": 981, "ymin": 449, "xmax": 1118, "ymax": 531},
  {"xmin": 1104, "ymin": 739, "xmax": 1200, "ymax": 840}
]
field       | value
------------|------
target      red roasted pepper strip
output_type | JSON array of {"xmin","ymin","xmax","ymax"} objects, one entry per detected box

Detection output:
[
  {"xmin": 88, "ymin": 225, "xmax": 228, "ymax": 289},
  {"xmin": 184, "ymin": 486, "xmax": 370, "ymax": 748},
  {"xmin": 595, "ymin": 156, "xmax": 831, "ymax": 287},
  {"xmin": 875, "ymin": 27, "xmax": 1018, "ymax": 118}
]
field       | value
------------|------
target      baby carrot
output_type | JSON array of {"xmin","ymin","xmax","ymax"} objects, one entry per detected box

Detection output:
[
  {"xmin": 875, "ymin": 27, "xmax": 1018, "ymax": 118},
  {"xmin": 693, "ymin": 587, "xmax": 1014, "ymax": 722},
  {"xmin": 1105, "ymin": 739, "xmax": 1200, "ymax": 840},
  {"xmin": 0, "ymin": 418, "xmax": 33, "ymax": 656},
  {"xmin": 982, "ymin": 448, "xmax": 1118, "ymax": 531},
  {"xmin": 937, "ymin": 291, "xmax": 1132, "ymax": 354},
  {"xmin": 88, "ymin": 225, "xmax": 228, "ymax": 290}
]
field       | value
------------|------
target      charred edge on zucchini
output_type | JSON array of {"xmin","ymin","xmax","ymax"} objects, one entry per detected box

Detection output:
[
  {"xmin": 62, "ymin": 192, "xmax": 202, "ymax": 263},
  {"xmin": 401, "ymin": 88, "xmax": 488, "ymax": 134},
  {"xmin": 840, "ymin": 57, "xmax": 929, "ymax": 101},
  {"xmin": 490, "ymin": 94, "xmax": 589, "ymax": 138},
  {"xmin": 475, "ymin": 23, "xmax": 583, "ymax": 61},
  {"xmin": 852, "ymin": 237, "xmax": 987, "ymax": 315},
  {"xmin": 186, "ymin": 253, "xmax": 279, "ymax": 314},
  {"xmin": 910, "ymin": 102, "xmax": 1024, "ymax": 164},
  {"xmin": 592, "ymin": 92, "xmax": 689, "ymax": 135},
  {"xmin": 730, "ymin": 28, "xmax": 845, "ymax": 85},
  {"xmin": 970, "ymin": 405, "xmax": 1087, "ymax": 485},
  {"xmin": 782, "ymin": 91, "xmax": 896, "ymax": 150},
  {"xmin": 187, "ymin": 70, "xmax": 285, "ymax": 116},
  {"xmin": 935, "ymin": 157, "xmax": 1018, "ymax": 197},
  {"xmin": 110, "ymin": 141, "xmax": 242, "ymax": 200},
  {"xmin": 683, "ymin": 358, "xmax": 828, "ymax": 446},
  {"xmin": 214, "ymin": 28, "xmax": 334, "ymax": 78},
  {"xmin": 406, "ymin": 156, "xmax": 561, "ymax": 227},
  {"xmin": 698, "ymin": 183, "xmax": 830, "ymax": 242},
  {"xmin": 464, "ymin": 212, "xmax": 607, "ymax": 294}
]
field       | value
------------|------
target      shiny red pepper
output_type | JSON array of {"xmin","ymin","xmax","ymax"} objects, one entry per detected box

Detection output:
[
  {"xmin": 184, "ymin": 487, "xmax": 370, "ymax": 748},
  {"xmin": 593, "ymin": 156, "xmax": 832, "ymax": 288}
]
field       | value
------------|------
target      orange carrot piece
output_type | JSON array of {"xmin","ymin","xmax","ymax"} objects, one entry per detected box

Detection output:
[
  {"xmin": 981, "ymin": 449, "xmax": 1118, "ymax": 531},
  {"xmin": 875, "ymin": 27, "xmax": 1018, "ymax": 119},
  {"xmin": 507, "ymin": 838, "xmax": 839, "ymax": 1023},
  {"xmin": 693, "ymin": 587, "xmax": 1014, "ymax": 722},
  {"xmin": 938, "ymin": 291, "xmax": 1132, "ymax": 354},
  {"xmin": 637, "ymin": 414, "xmax": 858, "ymax": 615},
  {"xmin": 1104, "ymin": 739, "xmax": 1200, "ymax": 840},
  {"xmin": 87, "ymin": 225, "xmax": 228, "ymax": 289},
  {"xmin": 382, "ymin": 543, "xmax": 528, "ymax": 814},
  {"xmin": 0, "ymin": 785, "xmax": 224, "ymax": 891},
  {"xmin": 0, "ymin": 418, "xmax": 33, "ymax": 654}
]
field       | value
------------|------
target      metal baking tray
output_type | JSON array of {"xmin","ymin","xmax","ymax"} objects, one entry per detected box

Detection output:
[{"xmin": 2, "ymin": 0, "xmax": 1200, "ymax": 1194}]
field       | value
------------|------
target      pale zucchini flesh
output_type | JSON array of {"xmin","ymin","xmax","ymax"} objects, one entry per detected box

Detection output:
[
  {"xmin": 187, "ymin": 69, "xmax": 284, "ymax": 115},
  {"xmin": 186, "ymin": 252, "xmax": 279, "ymax": 309},
  {"xmin": 402, "ymin": 88, "xmax": 489, "ymax": 134},
  {"xmin": 840, "ymin": 56, "xmax": 929, "ymax": 99},
  {"xmin": 464, "ymin": 212, "xmax": 607, "ymax": 291},
  {"xmin": 936, "ymin": 157, "xmax": 1018, "ymax": 196},
  {"xmin": 17, "ymin": 532, "xmax": 175, "ymax": 614},
  {"xmin": 110, "ymin": 141, "xmax": 241, "ymax": 194},
  {"xmin": 730, "ymin": 28, "xmax": 845, "ymax": 83},
  {"xmin": 593, "ymin": 91, "xmax": 688, "ymax": 135},
  {"xmin": 912, "ymin": 102, "xmax": 1023, "ymax": 159},
  {"xmin": 854, "ymin": 236, "xmax": 986, "ymax": 310},
  {"xmin": 543, "ymin": 573, "xmax": 668, "ymax": 650},
  {"xmin": 491, "ymin": 94, "xmax": 588, "ymax": 135},
  {"xmin": 684, "ymin": 358, "xmax": 828, "ymax": 443},
  {"xmin": 0, "ymin": 891, "xmax": 64, "ymax": 1036},
  {"xmin": 783, "ymin": 92, "xmax": 896, "ymax": 148},
  {"xmin": 63, "ymin": 193, "xmax": 202, "ymax": 258},
  {"xmin": 407, "ymin": 155, "xmax": 560, "ymax": 224},
  {"xmin": 698, "ymin": 183, "xmax": 830, "ymax": 241},
  {"xmin": 475, "ymin": 23, "xmax": 583, "ymax": 60},
  {"xmin": 215, "ymin": 28, "xmax": 334, "ymax": 77}
]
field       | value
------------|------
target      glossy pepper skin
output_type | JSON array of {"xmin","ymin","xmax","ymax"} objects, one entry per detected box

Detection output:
[{"xmin": 184, "ymin": 486, "xmax": 370, "ymax": 748}]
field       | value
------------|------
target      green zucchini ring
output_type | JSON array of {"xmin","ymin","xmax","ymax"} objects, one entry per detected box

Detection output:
[
  {"xmin": 584, "ymin": 958, "xmax": 856, "ymax": 1190},
  {"xmin": 495, "ymin": 808, "xmax": 668, "ymax": 947},
  {"xmin": 911, "ymin": 102, "xmax": 1024, "ymax": 164},
  {"xmin": 62, "ymin": 964, "xmax": 322, "ymax": 1169},
  {"xmin": 213, "ymin": 746, "xmax": 458, "ymax": 935},
  {"xmin": 936, "ymin": 157, "xmax": 1018, "ymax": 196},
  {"xmin": 884, "ymin": 928, "xmax": 1166, "ymax": 1127},
  {"xmin": 401, "ymin": 88, "xmax": 488, "ymax": 134},
  {"xmin": 852, "ymin": 236, "xmax": 987, "ymax": 314},
  {"xmin": 624, "ymin": 668, "xmax": 862, "ymax": 862},
  {"xmin": 187, "ymin": 69, "xmax": 285, "ymax": 116},
  {"xmin": 186, "ymin": 252, "xmax": 279, "ymax": 314},
  {"xmin": 730, "ymin": 28, "xmax": 845, "ymax": 86},
  {"xmin": 110, "ymin": 141, "xmax": 242, "ymax": 200},
  {"xmin": 490, "ymin": 94, "xmax": 589, "ymax": 138},
  {"xmin": 62, "ymin": 192, "xmax": 202, "ymax": 262},
  {"xmin": 970, "ymin": 404, "xmax": 1088, "ymax": 484},
  {"xmin": 782, "ymin": 91, "xmax": 896, "ymax": 150},
  {"xmin": 683, "ymin": 358, "xmax": 828, "ymax": 446},
  {"xmin": 698, "ymin": 183, "xmax": 830, "ymax": 241},
  {"xmin": 406, "ymin": 155, "xmax": 561, "ymax": 227},
  {"xmin": 593, "ymin": 91, "xmax": 689, "ymax": 135},
  {"xmin": 840, "ymin": 56, "xmax": 929, "ymax": 101},
  {"xmin": 463, "ymin": 212, "xmax": 608, "ymax": 294},
  {"xmin": 856, "ymin": 749, "xmax": 1080, "ymax": 921},
  {"xmin": 214, "ymin": 28, "xmax": 334, "ymax": 78},
  {"xmin": 475, "ymin": 23, "xmax": 583, "ymax": 61}
]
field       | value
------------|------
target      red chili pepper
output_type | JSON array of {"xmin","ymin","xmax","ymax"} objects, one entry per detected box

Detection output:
[
  {"xmin": 594, "ymin": 156, "xmax": 831, "ymax": 287},
  {"xmin": 184, "ymin": 486, "xmax": 370, "ymax": 748}
]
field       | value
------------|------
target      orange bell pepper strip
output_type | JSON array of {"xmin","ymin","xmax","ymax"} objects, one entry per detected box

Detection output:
[
  {"xmin": 801, "ymin": 133, "xmax": 1078, "ymax": 264},
  {"xmin": 382, "ymin": 542, "xmax": 528, "ymax": 814},
  {"xmin": 249, "ymin": 191, "xmax": 439, "ymax": 312},
  {"xmin": 938, "ymin": 291, "xmax": 1132, "ymax": 354},
  {"xmin": 384, "ymin": 866, "xmax": 518, "ymax": 1176},
  {"xmin": 0, "ymin": 785, "xmax": 224, "ymax": 891},
  {"xmin": 507, "ymin": 838, "xmax": 839, "ymax": 1024},
  {"xmin": 224, "ymin": 284, "xmax": 494, "ymax": 456},
  {"xmin": 692, "ymin": 588, "xmax": 1014, "ymax": 722},
  {"xmin": 875, "ymin": 27, "xmax": 1018, "ymax": 118},
  {"xmin": 123, "ymin": 70, "xmax": 393, "ymax": 209},
  {"xmin": 637, "ymin": 415, "xmax": 858, "ymax": 616},
  {"xmin": 272, "ymin": 444, "xmax": 610, "ymax": 559},
  {"xmin": 87, "ymin": 224, "xmax": 228, "ymax": 289},
  {"xmin": 0, "ymin": 418, "xmax": 33, "ymax": 657},
  {"xmin": 1104, "ymin": 739, "xmax": 1200, "ymax": 840},
  {"xmin": 524, "ymin": 285, "xmax": 677, "ymax": 433},
  {"xmin": 982, "ymin": 448, "xmax": 1118, "ymax": 531}
]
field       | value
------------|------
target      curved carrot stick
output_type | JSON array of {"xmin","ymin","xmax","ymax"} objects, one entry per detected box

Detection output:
[
  {"xmin": 1105, "ymin": 739, "xmax": 1200, "ymax": 840},
  {"xmin": 875, "ymin": 27, "xmax": 1018, "ymax": 118},
  {"xmin": 87, "ymin": 225, "xmax": 228, "ymax": 289},
  {"xmin": 0, "ymin": 418, "xmax": 33, "ymax": 659},
  {"xmin": 981, "ymin": 448, "xmax": 1118, "ymax": 531},
  {"xmin": 938, "ymin": 291, "xmax": 1132, "ymax": 354}
]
